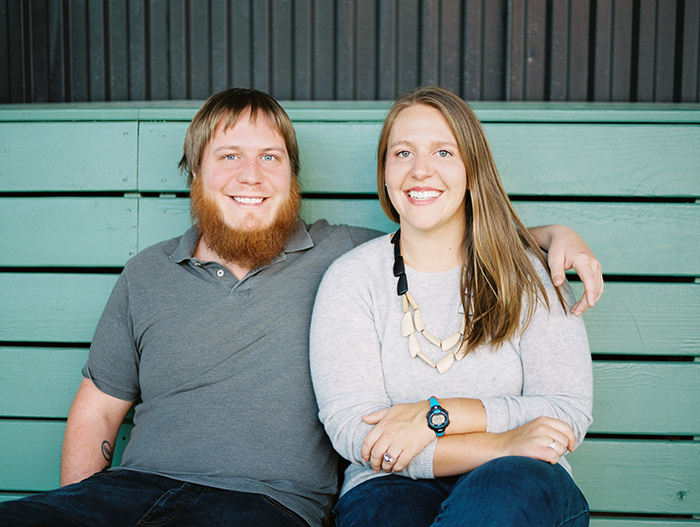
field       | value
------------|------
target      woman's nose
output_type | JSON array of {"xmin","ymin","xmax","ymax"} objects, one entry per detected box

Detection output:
[{"xmin": 411, "ymin": 153, "xmax": 434, "ymax": 179}]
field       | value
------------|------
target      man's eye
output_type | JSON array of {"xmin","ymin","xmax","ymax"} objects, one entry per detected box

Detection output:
[
  {"xmin": 225, "ymin": 154, "xmax": 237, "ymax": 160},
  {"xmin": 263, "ymin": 154, "xmax": 275, "ymax": 161}
]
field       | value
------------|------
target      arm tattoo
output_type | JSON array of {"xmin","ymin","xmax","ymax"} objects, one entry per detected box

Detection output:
[{"xmin": 101, "ymin": 440, "xmax": 114, "ymax": 464}]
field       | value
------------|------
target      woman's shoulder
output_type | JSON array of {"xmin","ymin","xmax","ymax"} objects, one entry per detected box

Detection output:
[
  {"xmin": 316, "ymin": 233, "xmax": 394, "ymax": 296},
  {"xmin": 525, "ymin": 249, "xmax": 551, "ymax": 282},
  {"xmin": 525, "ymin": 248, "xmax": 576, "ymax": 309},
  {"xmin": 326, "ymin": 232, "xmax": 393, "ymax": 272}
]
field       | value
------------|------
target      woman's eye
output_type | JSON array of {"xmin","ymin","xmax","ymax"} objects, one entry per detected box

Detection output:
[
  {"xmin": 397, "ymin": 150, "xmax": 411, "ymax": 158},
  {"xmin": 437, "ymin": 150, "xmax": 452, "ymax": 157}
]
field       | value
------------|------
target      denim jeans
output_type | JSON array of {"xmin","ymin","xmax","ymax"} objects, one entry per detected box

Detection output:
[
  {"xmin": 334, "ymin": 456, "xmax": 589, "ymax": 527},
  {"xmin": 0, "ymin": 469, "xmax": 310, "ymax": 527}
]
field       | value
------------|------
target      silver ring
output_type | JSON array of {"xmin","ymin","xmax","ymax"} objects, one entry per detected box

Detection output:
[
  {"xmin": 546, "ymin": 440, "xmax": 557, "ymax": 450},
  {"xmin": 382, "ymin": 453, "xmax": 395, "ymax": 464}
]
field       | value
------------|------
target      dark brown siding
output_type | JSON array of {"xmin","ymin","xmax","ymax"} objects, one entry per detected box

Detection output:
[{"xmin": 1, "ymin": 0, "xmax": 697, "ymax": 103}]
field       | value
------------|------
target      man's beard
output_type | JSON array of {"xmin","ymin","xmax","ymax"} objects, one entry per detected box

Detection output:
[{"xmin": 189, "ymin": 176, "xmax": 302, "ymax": 270}]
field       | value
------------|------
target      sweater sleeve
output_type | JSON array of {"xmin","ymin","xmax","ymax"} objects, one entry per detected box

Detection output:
[
  {"xmin": 309, "ymin": 246, "xmax": 435, "ymax": 480},
  {"xmin": 478, "ymin": 258, "xmax": 594, "ymax": 447}
]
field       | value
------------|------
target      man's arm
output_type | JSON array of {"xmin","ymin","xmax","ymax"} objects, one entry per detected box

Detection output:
[
  {"xmin": 60, "ymin": 378, "xmax": 134, "ymax": 486},
  {"xmin": 528, "ymin": 224, "xmax": 604, "ymax": 316}
]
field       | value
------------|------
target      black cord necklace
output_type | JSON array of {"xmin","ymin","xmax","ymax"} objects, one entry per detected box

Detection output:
[
  {"xmin": 390, "ymin": 229, "xmax": 466, "ymax": 374},
  {"xmin": 390, "ymin": 229, "xmax": 408, "ymax": 296}
]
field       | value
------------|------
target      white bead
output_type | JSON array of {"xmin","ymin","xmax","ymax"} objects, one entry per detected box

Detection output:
[
  {"xmin": 422, "ymin": 330, "xmax": 441, "ymax": 347},
  {"xmin": 406, "ymin": 291, "xmax": 418, "ymax": 310},
  {"xmin": 436, "ymin": 353, "xmax": 455, "ymax": 374},
  {"xmin": 413, "ymin": 309, "xmax": 425, "ymax": 332},
  {"xmin": 408, "ymin": 333, "xmax": 421, "ymax": 357},
  {"xmin": 441, "ymin": 332, "xmax": 462, "ymax": 352},
  {"xmin": 416, "ymin": 351, "xmax": 436, "ymax": 368},
  {"xmin": 454, "ymin": 341, "xmax": 469, "ymax": 361},
  {"xmin": 401, "ymin": 311, "xmax": 415, "ymax": 337}
]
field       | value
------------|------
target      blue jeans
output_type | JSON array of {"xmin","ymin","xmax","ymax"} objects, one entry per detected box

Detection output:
[
  {"xmin": 334, "ymin": 457, "xmax": 589, "ymax": 527},
  {"xmin": 0, "ymin": 469, "xmax": 310, "ymax": 527}
]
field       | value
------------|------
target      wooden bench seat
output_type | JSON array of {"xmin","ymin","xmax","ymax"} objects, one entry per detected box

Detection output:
[{"xmin": 0, "ymin": 101, "xmax": 698, "ymax": 525}]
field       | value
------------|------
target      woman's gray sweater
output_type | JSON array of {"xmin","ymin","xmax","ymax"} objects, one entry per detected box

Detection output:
[{"xmin": 310, "ymin": 234, "xmax": 593, "ymax": 496}]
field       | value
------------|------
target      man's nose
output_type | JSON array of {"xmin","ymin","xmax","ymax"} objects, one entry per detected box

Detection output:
[{"xmin": 236, "ymin": 159, "xmax": 264, "ymax": 184}]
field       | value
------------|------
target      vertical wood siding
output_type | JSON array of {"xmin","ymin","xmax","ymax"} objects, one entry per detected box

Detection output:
[{"xmin": 1, "ymin": 0, "xmax": 698, "ymax": 103}]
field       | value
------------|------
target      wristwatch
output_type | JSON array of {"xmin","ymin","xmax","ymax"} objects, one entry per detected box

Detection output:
[{"xmin": 426, "ymin": 396, "xmax": 450, "ymax": 436}]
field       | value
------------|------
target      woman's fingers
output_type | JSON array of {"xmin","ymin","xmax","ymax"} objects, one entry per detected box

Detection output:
[
  {"xmin": 545, "ymin": 416, "xmax": 577, "ymax": 452},
  {"xmin": 362, "ymin": 408, "xmax": 389, "ymax": 425},
  {"xmin": 501, "ymin": 416, "xmax": 576, "ymax": 465}
]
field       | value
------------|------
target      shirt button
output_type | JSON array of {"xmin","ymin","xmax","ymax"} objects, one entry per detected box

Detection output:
[{"xmin": 216, "ymin": 269, "xmax": 225, "ymax": 277}]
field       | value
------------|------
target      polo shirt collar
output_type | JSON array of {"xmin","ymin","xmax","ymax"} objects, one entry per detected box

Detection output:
[{"xmin": 169, "ymin": 219, "xmax": 314, "ymax": 264}]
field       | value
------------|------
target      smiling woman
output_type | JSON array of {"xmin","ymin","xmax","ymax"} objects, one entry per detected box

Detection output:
[
  {"xmin": 310, "ymin": 86, "xmax": 593, "ymax": 527},
  {"xmin": 383, "ymin": 104, "xmax": 468, "ymax": 254}
]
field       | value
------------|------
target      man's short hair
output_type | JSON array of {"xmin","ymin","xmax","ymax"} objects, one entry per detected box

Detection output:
[{"xmin": 179, "ymin": 87, "xmax": 300, "ymax": 187}]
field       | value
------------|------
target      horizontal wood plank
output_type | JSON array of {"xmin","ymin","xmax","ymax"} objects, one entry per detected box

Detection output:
[
  {"xmin": 0, "ymin": 197, "xmax": 138, "ymax": 267},
  {"xmin": 0, "ymin": 420, "xmax": 131, "ymax": 492},
  {"xmin": 5, "ymin": 196, "xmax": 693, "ymax": 282},
  {"xmin": 513, "ymin": 201, "xmax": 700, "ymax": 277},
  {"xmin": 589, "ymin": 362, "xmax": 700, "ymax": 435},
  {"xmin": 304, "ymin": 199, "xmax": 700, "ymax": 276},
  {"xmin": 137, "ymin": 196, "xmax": 192, "ymax": 251},
  {"xmin": 0, "ymin": 122, "xmax": 138, "ymax": 191},
  {"xmin": 1, "ymin": 430, "xmax": 696, "ymax": 515},
  {"xmin": 573, "ymin": 282, "xmax": 700, "ymax": 357},
  {"xmin": 137, "ymin": 122, "xmax": 190, "ymax": 192},
  {"xmin": 137, "ymin": 196, "xmax": 400, "ymax": 251},
  {"xmin": 0, "ymin": 273, "xmax": 118, "ymax": 343},
  {"xmin": 568, "ymin": 439, "xmax": 700, "ymax": 515},
  {"xmin": 295, "ymin": 121, "xmax": 382, "ymax": 195},
  {"xmin": 135, "ymin": 121, "xmax": 700, "ymax": 197},
  {"xmin": 137, "ymin": 198, "xmax": 700, "ymax": 276},
  {"xmin": 2, "ymin": 101, "xmax": 699, "ymax": 123},
  {"xmin": 137, "ymin": 121, "xmax": 384, "ymax": 193},
  {"xmin": 489, "ymin": 123, "xmax": 700, "ymax": 198},
  {"xmin": 0, "ymin": 348, "xmax": 87, "ymax": 418}
]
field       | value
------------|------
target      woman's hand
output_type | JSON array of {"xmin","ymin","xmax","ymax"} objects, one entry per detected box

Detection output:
[
  {"xmin": 497, "ymin": 416, "xmax": 576, "ymax": 465},
  {"xmin": 361, "ymin": 402, "xmax": 436, "ymax": 474}
]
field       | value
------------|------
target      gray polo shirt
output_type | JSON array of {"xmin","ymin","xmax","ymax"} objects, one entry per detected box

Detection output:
[{"xmin": 83, "ymin": 219, "xmax": 379, "ymax": 527}]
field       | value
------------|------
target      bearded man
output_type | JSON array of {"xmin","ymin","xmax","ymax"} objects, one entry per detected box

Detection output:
[{"xmin": 0, "ymin": 88, "xmax": 602, "ymax": 527}]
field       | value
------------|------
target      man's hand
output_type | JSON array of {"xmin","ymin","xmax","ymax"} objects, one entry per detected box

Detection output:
[{"xmin": 529, "ymin": 224, "xmax": 603, "ymax": 316}]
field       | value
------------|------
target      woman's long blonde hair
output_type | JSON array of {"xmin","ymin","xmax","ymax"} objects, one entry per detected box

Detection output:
[{"xmin": 377, "ymin": 86, "xmax": 566, "ymax": 354}]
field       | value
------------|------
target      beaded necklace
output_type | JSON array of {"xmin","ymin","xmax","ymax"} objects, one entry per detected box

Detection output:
[{"xmin": 391, "ymin": 230, "xmax": 468, "ymax": 374}]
